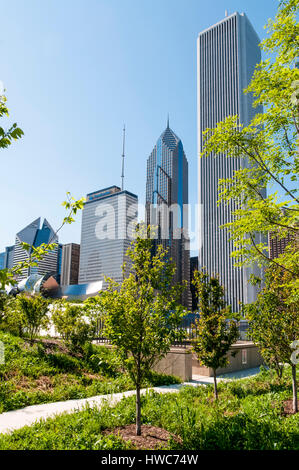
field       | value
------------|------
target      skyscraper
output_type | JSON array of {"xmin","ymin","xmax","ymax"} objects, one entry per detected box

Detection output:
[
  {"xmin": 197, "ymin": 12, "xmax": 264, "ymax": 311},
  {"xmin": 0, "ymin": 252, "xmax": 4, "ymax": 270},
  {"xmin": 61, "ymin": 243, "xmax": 80, "ymax": 286},
  {"xmin": 78, "ymin": 186, "xmax": 138, "ymax": 285},
  {"xmin": 0, "ymin": 246, "xmax": 15, "ymax": 271},
  {"xmin": 12, "ymin": 218, "xmax": 59, "ymax": 281},
  {"xmin": 268, "ymin": 230, "xmax": 298, "ymax": 260},
  {"xmin": 146, "ymin": 121, "xmax": 191, "ymax": 308}
]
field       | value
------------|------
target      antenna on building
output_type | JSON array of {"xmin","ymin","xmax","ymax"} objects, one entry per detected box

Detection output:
[
  {"xmin": 167, "ymin": 113, "xmax": 170, "ymax": 129},
  {"xmin": 121, "ymin": 124, "xmax": 126, "ymax": 191},
  {"xmin": 225, "ymin": 10, "xmax": 228, "ymax": 17}
]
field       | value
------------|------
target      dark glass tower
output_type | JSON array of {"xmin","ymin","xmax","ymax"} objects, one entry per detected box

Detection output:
[
  {"xmin": 13, "ymin": 218, "xmax": 59, "ymax": 281},
  {"xmin": 146, "ymin": 121, "xmax": 191, "ymax": 308}
]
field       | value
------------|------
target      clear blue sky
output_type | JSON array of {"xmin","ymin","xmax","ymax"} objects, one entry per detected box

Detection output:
[{"xmin": 0, "ymin": 0, "xmax": 279, "ymax": 252}]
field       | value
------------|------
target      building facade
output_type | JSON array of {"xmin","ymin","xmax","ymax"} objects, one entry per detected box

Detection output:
[
  {"xmin": 146, "ymin": 122, "xmax": 191, "ymax": 308},
  {"xmin": 61, "ymin": 243, "xmax": 80, "ymax": 286},
  {"xmin": 268, "ymin": 231, "xmax": 298, "ymax": 260},
  {"xmin": 12, "ymin": 218, "xmax": 59, "ymax": 281},
  {"xmin": 5, "ymin": 246, "xmax": 15, "ymax": 270},
  {"xmin": 78, "ymin": 186, "xmax": 138, "ymax": 285},
  {"xmin": 0, "ymin": 252, "xmax": 4, "ymax": 270},
  {"xmin": 0, "ymin": 246, "xmax": 15, "ymax": 271},
  {"xmin": 197, "ymin": 12, "xmax": 264, "ymax": 311}
]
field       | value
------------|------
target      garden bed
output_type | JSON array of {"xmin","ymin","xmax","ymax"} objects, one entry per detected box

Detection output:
[
  {"xmin": 0, "ymin": 367, "xmax": 298, "ymax": 450},
  {"xmin": 0, "ymin": 331, "xmax": 180, "ymax": 413}
]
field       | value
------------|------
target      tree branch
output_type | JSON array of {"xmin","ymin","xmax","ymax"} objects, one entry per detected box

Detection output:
[{"xmin": 238, "ymin": 141, "xmax": 299, "ymax": 205}]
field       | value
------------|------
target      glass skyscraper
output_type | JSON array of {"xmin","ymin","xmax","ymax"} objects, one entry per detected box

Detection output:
[
  {"xmin": 197, "ymin": 12, "xmax": 265, "ymax": 312},
  {"xmin": 146, "ymin": 122, "xmax": 191, "ymax": 308},
  {"xmin": 0, "ymin": 252, "xmax": 4, "ymax": 270},
  {"xmin": 12, "ymin": 218, "xmax": 59, "ymax": 281}
]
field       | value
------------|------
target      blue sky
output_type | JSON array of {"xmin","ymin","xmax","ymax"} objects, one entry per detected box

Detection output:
[{"xmin": 0, "ymin": 0, "xmax": 279, "ymax": 252}]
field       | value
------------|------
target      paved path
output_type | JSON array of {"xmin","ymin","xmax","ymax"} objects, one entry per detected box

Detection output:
[{"xmin": 0, "ymin": 367, "xmax": 261, "ymax": 435}]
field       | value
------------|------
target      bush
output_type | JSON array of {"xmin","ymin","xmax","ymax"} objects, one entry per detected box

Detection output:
[
  {"xmin": 52, "ymin": 301, "xmax": 96, "ymax": 351},
  {"xmin": 1, "ymin": 296, "xmax": 26, "ymax": 337},
  {"xmin": 16, "ymin": 294, "xmax": 49, "ymax": 341},
  {"xmin": 1, "ymin": 294, "xmax": 49, "ymax": 339},
  {"xmin": 0, "ymin": 292, "xmax": 8, "ymax": 328}
]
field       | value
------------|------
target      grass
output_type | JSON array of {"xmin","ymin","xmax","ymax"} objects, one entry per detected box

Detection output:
[
  {"xmin": 0, "ymin": 331, "xmax": 180, "ymax": 413},
  {"xmin": 0, "ymin": 367, "xmax": 298, "ymax": 450}
]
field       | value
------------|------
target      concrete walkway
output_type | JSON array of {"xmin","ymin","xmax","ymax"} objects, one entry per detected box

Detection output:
[{"xmin": 0, "ymin": 367, "xmax": 261, "ymax": 435}]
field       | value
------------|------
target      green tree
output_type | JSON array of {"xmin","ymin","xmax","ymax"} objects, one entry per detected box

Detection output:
[
  {"xmin": 0, "ymin": 296, "xmax": 24, "ymax": 336},
  {"xmin": 15, "ymin": 294, "xmax": 50, "ymax": 342},
  {"xmin": 52, "ymin": 301, "xmax": 96, "ymax": 352},
  {"xmin": 96, "ymin": 224, "xmax": 185, "ymax": 436},
  {"xmin": 245, "ymin": 258, "xmax": 299, "ymax": 412},
  {"xmin": 0, "ymin": 92, "xmax": 23, "ymax": 149},
  {"xmin": 192, "ymin": 270, "xmax": 239, "ymax": 400},
  {"xmin": 200, "ymin": 0, "xmax": 299, "ymax": 302}
]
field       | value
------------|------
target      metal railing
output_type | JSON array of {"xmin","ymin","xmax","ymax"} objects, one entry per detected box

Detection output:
[{"xmin": 94, "ymin": 315, "xmax": 250, "ymax": 348}]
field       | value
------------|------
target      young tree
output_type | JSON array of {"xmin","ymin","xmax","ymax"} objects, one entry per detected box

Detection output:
[
  {"xmin": 192, "ymin": 270, "xmax": 239, "ymax": 400},
  {"xmin": 16, "ymin": 294, "xmax": 50, "ymax": 341},
  {"xmin": 52, "ymin": 300, "xmax": 96, "ymax": 352},
  {"xmin": 3, "ymin": 294, "xmax": 49, "ymax": 342},
  {"xmin": 245, "ymin": 257, "xmax": 299, "ymax": 412},
  {"xmin": 97, "ymin": 224, "xmax": 185, "ymax": 436},
  {"xmin": 200, "ymin": 0, "xmax": 299, "ymax": 300}
]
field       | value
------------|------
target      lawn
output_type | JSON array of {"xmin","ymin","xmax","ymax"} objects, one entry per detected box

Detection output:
[
  {"xmin": 0, "ymin": 367, "xmax": 298, "ymax": 450},
  {"xmin": 0, "ymin": 331, "xmax": 180, "ymax": 413}
]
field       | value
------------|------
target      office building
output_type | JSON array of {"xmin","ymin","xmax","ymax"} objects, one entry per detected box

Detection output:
[
  {"xmin": 146, "ymin": 121, "xmax": 191, "ymax": 308},
  {"xmin": 12, "ymin": 218, "xmax": 59, "ymax": 281},
  {"xmin": 0, "ymin": 252, "xmax": 4, "ymax": 270},
  {"xmin": 197, "ymin": 12, "xmax": 264, "ymax": 311},
  {"xmin": 61, "ymin": 243, "xmax": 80, "ymax": 286},
  {"xmin": 78, "ymin": 186, "xmax": 138, "ymax": 285},
  {"xmin": 5, "ymin": 246, "xmax": 15, "ymax": 270},
  {"xmin": 0, "ymin": 246, "xmax": 15, "ymax": 271},
  {"xmin": 268, "ymin": 230, "xmax": 298, "ymax": 260}
]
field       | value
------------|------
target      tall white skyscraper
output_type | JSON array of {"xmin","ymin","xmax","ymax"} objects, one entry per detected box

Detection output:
[
  {"xmin": 78, "ymin": 186, "xmax": 138, "ymax": 285},
  {"xmin": 197, "ymin": 12, "xmax": 264, "ymax": 311}
]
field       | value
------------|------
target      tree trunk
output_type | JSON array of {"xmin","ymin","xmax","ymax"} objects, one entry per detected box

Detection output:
[
  {"xmin": 213, "ymin": 369, "xmax": 218, "ymax": 400},
  {"xmin": 291, "ymin": 364, "xmax": 298, "ymax": 413},
  {"xmin": 136, "ymin": 384, "xmax": 141, "ymax": 436}
]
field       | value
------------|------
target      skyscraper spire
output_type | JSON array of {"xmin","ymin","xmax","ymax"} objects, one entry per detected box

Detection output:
[
  {"xmin": 167, "ymin": 114, "xmax": 170, "ymax": 129},
  {"xmin": 121, "ymin": 124, "xmax": 125, "ymax": 191}
]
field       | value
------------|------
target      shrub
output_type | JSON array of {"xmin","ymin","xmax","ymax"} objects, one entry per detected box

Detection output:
[
  {"xmin": 52, "ymin": 301, "xmax": 96, "ymax": 352},
  {"xmin": 16, "ymin": 294, "xmax": 49, "ymax": 341},
  {"xmin": 1, "ymin": 295, "xmax": 26, "ymax": 336},
  {"xmin": 0, "ymin": 292, "xmax": 8, "ymax": 328}
]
